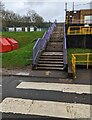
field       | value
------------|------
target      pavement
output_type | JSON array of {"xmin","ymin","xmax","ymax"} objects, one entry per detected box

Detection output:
[
  {"xmin": 0, "ymin": 67, "xmax": 92, "ymax": 84},
  {"xmin": 0, "ymin": 67, "xmax": 68, "ymax": 79}
]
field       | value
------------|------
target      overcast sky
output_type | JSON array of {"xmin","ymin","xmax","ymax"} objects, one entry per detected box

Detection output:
[{"xmin": 2, "ymin": 0, "xmax": 92, "ymax": 22}]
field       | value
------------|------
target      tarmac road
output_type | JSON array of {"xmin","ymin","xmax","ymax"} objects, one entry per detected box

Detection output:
[{"xmin": 0, "ymin": 75, "xmax": 92, "ymax": 120}]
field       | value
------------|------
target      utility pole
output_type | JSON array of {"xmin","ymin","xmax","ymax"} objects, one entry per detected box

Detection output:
[
  {"xmin": 90, "ymin": 1, "xmax": 92, "ymax": 9},
  {"xmin": 65, "ymin": 3, "xmax": 67, "ymax": 20},
  {"xmin": 73, "ymin": 2, "xmax": 74, "ymax": 11},
  {"xmin": 65, "ymin": 3, "xmax": 67, "ymax": 13},
  {"xmin": 65, "ymin": 3, "xmax": 68, "ymax": 26}
]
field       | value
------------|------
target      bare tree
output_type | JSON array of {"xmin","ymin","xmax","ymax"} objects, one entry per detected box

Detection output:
[
  {"xmin": 35, "ymin": 15, "xmax": 44, "ymax": 27},
  {"xmin": 26, "ymin": 10, "xmax": 44, "ymax": 27},
  {"xmin": 0, "ymin": 1, "xmax": 5, "ymax": 11},
  {"xmin": 1, "ymin": 4, "xmax": 44, "ymax": 30}
]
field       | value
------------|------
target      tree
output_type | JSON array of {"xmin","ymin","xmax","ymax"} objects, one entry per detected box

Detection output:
[
  {"xmin": 35, "ymin": 15, "xmax": 44, "ymax": 27},
  {"xmin": 0, "ymin": 1, "xmax": 6, "ymax": 31},
  {"xmin": 1, "ymin": 4, "xmax": 44, "ymax": 30},
  {"xmin": 26, "ymin": 10, "xmax": 44, "ymax": 27},
  {"xmin": 0, "ymin": 1, "xmax": 5, "ymax": 11}
]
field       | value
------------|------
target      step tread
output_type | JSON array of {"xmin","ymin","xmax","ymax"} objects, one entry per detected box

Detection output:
[
  {"xmin": 39, "ymin": 58, "xmax": 63, "ymax": 61},
  {"xmin": 36, "ymin": 67, "xmax": 64, "ymax": 70},
  {"xmin": 37, "ymin": 64, "xmax": 63, "ymax": 67},
  {"xmin": 40, "ymin": 54, "xmax": 63, "ymax": 57},
  {"xmin": 48, "ymin": 42, "xmax": 63, "ymax": 44},
  {"xmin": 42, "ymin": 52, "xmax": 63, "ymax": 56},
  {"xmin": 40, "ymin": 56, "xmax": 63, "ymax": 59},
  {"xmin": 38, "ymin": 61, "xmax": 64, "ymax": 64}
]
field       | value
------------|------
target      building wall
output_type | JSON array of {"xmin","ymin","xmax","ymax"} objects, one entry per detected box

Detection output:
[
  {"xmin": 80, "ymin": 9, "xmax": 92, "ymax": 24},
  {"xmin": 66, "ymin": 9, "xmax": 92, "ymax": 50},
  {"xmin": 66, "ymin": 9, "xmax": 92, "ymax": 24},
  {"xmin": 66, "ymin": 35, "xmax": 92, "ymax": 49}
]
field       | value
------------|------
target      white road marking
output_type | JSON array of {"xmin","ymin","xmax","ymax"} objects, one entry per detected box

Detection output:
[
  {"xmin": 0, "ymin": 85, "xmax": 2, "ymax": 87},
  {"xmin": 0, "ymin": 97, "xmax": 91, "ymax": 119},
  {"xmin": 16, "ymin": 72, "xmax": 29, "ymax": 76},
  {"xmin": 16, "ymin": 82, "xmax": 92, "ymax": 94}
]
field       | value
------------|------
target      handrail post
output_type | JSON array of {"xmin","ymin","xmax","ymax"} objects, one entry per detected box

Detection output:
[
  {"xmin": 72, "ymin": 54, "xmax": 76, "ymax": 79},
  {"xmin": 74, "ymin": 56, "xmax": 76, "ymax": 79},
  {"xmin": 87, "ymin": 53, "xmax": 89, "ymax": 69}
]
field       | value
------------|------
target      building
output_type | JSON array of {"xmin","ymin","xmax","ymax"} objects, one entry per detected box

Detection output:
[
  {"xmin": 65, "ymin": 9, "xmax": 92, "ymax": 24},
  {"xmin": 65, "ymin": 9, "xmax": 92, "ymax": 49}
]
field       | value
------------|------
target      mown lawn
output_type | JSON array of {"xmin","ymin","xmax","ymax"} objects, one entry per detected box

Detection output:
[
  {"xmin": 67, "ymin": 48, "xmax": 92, "ymax": 65},
  {"xmin": 2, "ymin": 32, "xmax": 44, "ymax": 69}
]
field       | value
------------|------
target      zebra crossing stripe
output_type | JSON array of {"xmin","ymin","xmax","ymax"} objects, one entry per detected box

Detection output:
[
  {"xmin": 16, "ymin": 82, "xmax": 92, "ymax": 94},
  {"xmin": 0, "ymin": 97, "xmax": 91, "ymax": 119}
]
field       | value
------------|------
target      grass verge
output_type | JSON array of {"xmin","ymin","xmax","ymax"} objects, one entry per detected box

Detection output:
[{"xmin": 2, "ymin": 32, "xmax": 44, "ymax": 69}]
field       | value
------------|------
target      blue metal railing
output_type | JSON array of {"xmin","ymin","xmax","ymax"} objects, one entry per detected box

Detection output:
[
  {"xmin": 63, "ymin": 23, "xmax": 67, "ymax": 68},
  {"xmin": 32, "ymin": 21, "xmax": 56, "ymax": 67}
]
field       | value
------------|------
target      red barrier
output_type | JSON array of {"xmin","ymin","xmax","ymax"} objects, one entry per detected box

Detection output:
[
  {"xmin": 0, "ymin": 38, "xmax": 18, "ymax": 53},
  {"xmin": 6, "ymin": 38, "xmax": 18, "ymax": 50},
  {"xmin": 0, "ymin": 38, "xmax": 11, "ymax": 52}
]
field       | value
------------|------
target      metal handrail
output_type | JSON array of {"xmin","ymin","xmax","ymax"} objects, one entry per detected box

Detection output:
[
  {"xmin": 67, "ymin": 26, "xmax": 92, "ymax": 35},
  {"xmin": 32, "ymin": 20, "xmax": 56, "ymax": 67},
  {"xmin": 63, "ymin": 23, "xmax": 67, "ymax": 67},
  {"xmin": 72, "ymin": 53, "xmax": 92, "ymax": 78}
]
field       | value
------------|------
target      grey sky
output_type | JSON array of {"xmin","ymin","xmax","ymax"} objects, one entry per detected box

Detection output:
[{"xmin": 2, "ymin": 0, "xmax": 92, "ymax": 22}]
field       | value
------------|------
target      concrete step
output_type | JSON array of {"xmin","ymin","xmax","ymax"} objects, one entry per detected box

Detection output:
[
  {"xmin": 39, "ymin": 58, "xmax": 63, "ymax": 61},
  {"xmin": 49, "ymin": 40, "xmax": 63, "ymax": 43},
  {"xmin": 46, "ymin": 43, "xmax": 63, "ymax": 51},
  {"xmin": 47, "ymin": 43, "xmax": 63, "ymax": 48},
  {"xmin": 50, "ymin": 38, "xmax": 63, "ymax": 42},
  {"xmin": 52, "ymin": 30, "xmax": 63, "ymax": 33},
  {"xmin": 52, "ymin": 32, "xmax": 60, "ymax": 34},
  {"xmin": 38, "ymin": 61, "xmax": 63, "ymax": 64},
  {"xmin": 54, "ymin": 28, "xmax": 61, "ymax": 30},
  {"xmin": 40, "ymin": 55, "xmax": 63, "ymax": 59},
  {"xmin": 41, "ymin": 52, "xmax": 63, "ymax": 56},
  {"xmin": 50, "ymin": 36, "xmax": 63, "ymax": 38},
  {"xmin": 45, "ymin": 48, "xmax": 63, "ymax": 52},
  {"xmin": 46, "ymin": 50, "xmax": 63, "ymax": 52},
  {"xmin": 49, "ymin": 40, "xmax": 63, "ymax": 42},
  {"xmin": 37, "ymin": 64, "xmax": 63, "ymax": 67},
  {"xmin": 51, "ymin": 33, "xmax": 63, "ymax": 36},
  {"xmin": 46, "ymin": 48, "xmax": 63, "ymax": 52},
  {"xmin": 36, "ymin": 66, "xmax": 64, "ymax": 70}
]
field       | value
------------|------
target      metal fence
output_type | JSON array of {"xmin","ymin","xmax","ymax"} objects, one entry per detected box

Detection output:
[
  {"xmin": 67, "ymin": 26, "xmax": 92, "ymax": 35},
  {"xmin": 72, "ymin": 53, "xmax": 92, "ymax": 78}
]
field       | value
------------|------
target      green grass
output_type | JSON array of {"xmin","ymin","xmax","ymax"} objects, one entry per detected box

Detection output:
[
  {"xmin": 2, "ymin": 32, "xmax": 44, "ymax": 69},
  {"xmin": 67, "ymin": 48, "xmax": 92, "ymax": 65},
  {"xmin": 2, "ymin": 32, "xmax": 92, "ymax": 68}
]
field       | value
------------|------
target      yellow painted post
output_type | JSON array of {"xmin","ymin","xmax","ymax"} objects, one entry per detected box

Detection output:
[
  {"xmin": 67, "ymin": 27, "xmax": 70, "ymax": 35},
  {"xmin": 74, "ymin": 55, "xmax": 76, "ymax": 79},
  {"xmin": 91, "ymin": 27, "xmax": 92, "ymax": 34},
  {"xmin": 87, "ymin": 53, "xmax": 89, "ymax": 69},
  {"xmin": 72, "ymin": 54, "xmax": 76, "ymax": 79},
  {"xmin": 79, "ymin": 27, "xmax": 82, "ymax": 34}
]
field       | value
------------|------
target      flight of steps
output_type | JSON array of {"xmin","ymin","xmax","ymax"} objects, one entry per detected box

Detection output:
[{"xmin": 36, "ymin": 24, "xmax": 64, "ymax": 70}]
